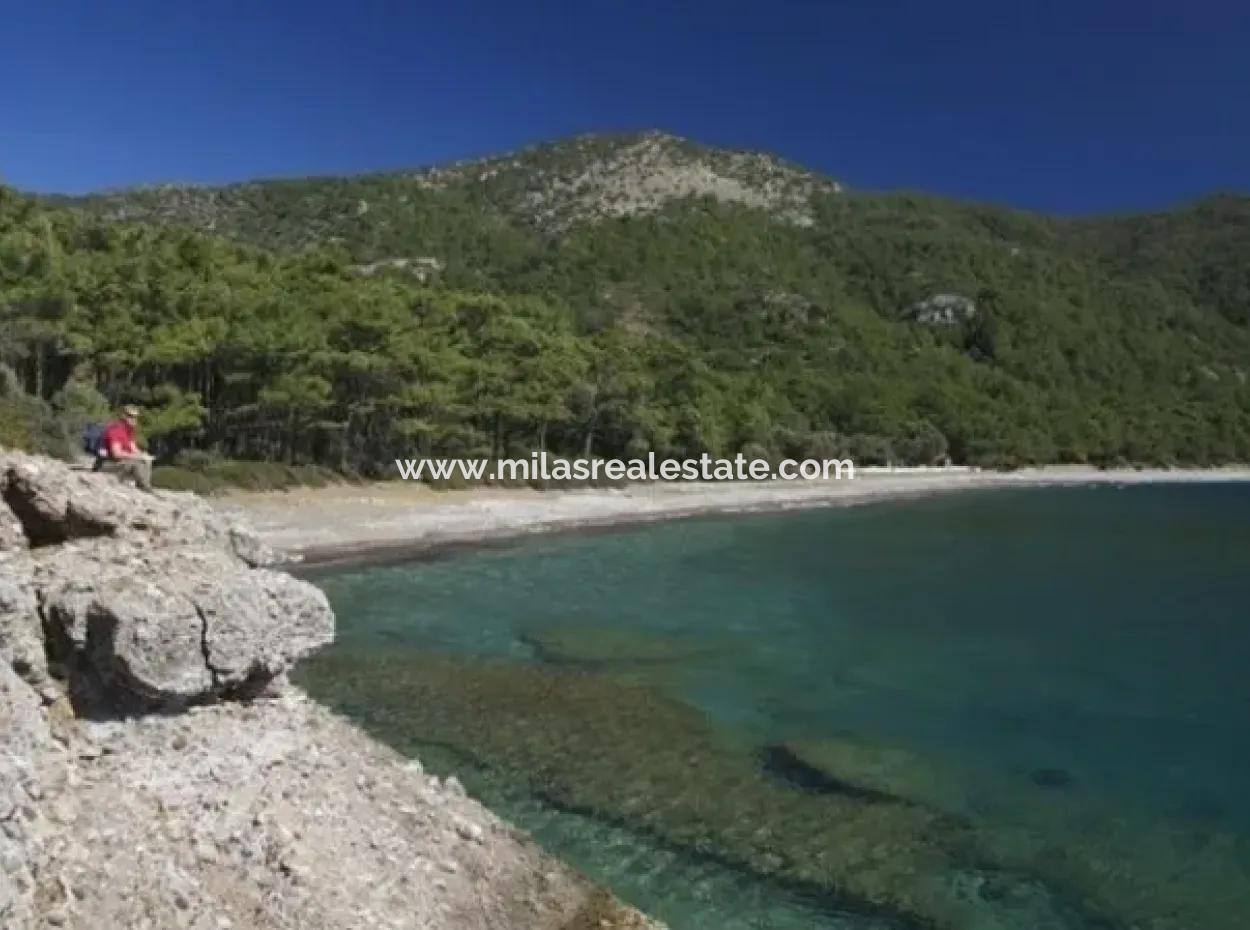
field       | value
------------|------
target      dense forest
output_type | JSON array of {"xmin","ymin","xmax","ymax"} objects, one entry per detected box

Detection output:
[{"xmin": 5, "ymin": 133, "xmax": 1250, "ymax": 478}]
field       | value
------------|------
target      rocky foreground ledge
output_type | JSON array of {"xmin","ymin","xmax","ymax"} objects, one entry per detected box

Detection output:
[{"xmin": 0, "ymin": 450, "xmax": 660, "ymax": 930}]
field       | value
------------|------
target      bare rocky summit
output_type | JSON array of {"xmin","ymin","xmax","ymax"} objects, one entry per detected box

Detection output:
[
  {"xmin": 0, "ymin": 449, "xmax": 661, "ymax": 930},
  {"xmin": 64, "ymin": 130, "xmax": 842, "ymax": 244},
  {"xmin": 432, "ymin": 131, "xmax": 842, "ymax": 232}
]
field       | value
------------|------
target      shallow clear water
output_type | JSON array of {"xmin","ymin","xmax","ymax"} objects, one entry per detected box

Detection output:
[{"xmin": 297, "ymin": 485, "xmax": 1250, "ymax": 929}]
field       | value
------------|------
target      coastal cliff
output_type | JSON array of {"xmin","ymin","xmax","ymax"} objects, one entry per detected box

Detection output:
[{"xmin": 0, "ymin": 450, "xmax": 660, "ymax": 930}]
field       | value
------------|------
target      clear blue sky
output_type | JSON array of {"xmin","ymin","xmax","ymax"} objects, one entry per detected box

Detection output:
[{"xmin": 3, "ymin": 0, "xmax": 1247, "ymax": 213}]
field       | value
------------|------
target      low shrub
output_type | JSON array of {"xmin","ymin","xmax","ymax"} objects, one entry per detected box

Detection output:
[{"xmin": 152, "ymin": 459, "xmax": 347, "ymax": 494}]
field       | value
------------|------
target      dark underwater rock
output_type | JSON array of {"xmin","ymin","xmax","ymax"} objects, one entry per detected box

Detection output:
[
  {"xmin": 520, "ymin": 624, "xmax": 713, "ymax": 667},
  {"xmin": 1031, "ymin": 767, "xmax": 1074, "ymax": 789}
]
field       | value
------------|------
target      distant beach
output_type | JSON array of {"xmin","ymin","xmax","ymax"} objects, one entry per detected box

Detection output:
[{"xmin": 227, "ymin": 466, "xmax": 1250, "ymax": 565}]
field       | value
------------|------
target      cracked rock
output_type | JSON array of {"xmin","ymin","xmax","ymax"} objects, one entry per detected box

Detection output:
[
  {"xmin": 39, "ymin": 545, "xmax": 332, "ymax": 709},
  {"xmin": 0, "ymin": 450, "xmax": 329, "ymax": 711}
]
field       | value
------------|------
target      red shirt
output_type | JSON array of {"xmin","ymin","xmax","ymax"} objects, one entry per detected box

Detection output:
[{"xmin": 103, "ymin": 420, "xmax": 138, "ymax": 458}]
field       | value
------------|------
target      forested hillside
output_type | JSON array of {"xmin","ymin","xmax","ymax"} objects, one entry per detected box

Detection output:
[
  {"xmin": 6, "ymin": 133, "xmax": 1250, "ymax": 473},
  {"xmin": 1058, "ymin": 194, "xmax": 1250, "ymax": 326}
]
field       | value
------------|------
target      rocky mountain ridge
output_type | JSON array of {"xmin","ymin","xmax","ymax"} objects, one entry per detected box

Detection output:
[
  {"xmin": 0, "ymin": 450, "xmax": 661, "ymax": 930},
  {"xmin": 426, "ymin": 131, "xmax": 843, "ymax": 231},
  {"xmin": 52, "ymin": 131, "xmax": 1250, "ymax": 335},
  {"xmin": 60, "ymin": 131, "xmax": 842, "ymax": 241}
]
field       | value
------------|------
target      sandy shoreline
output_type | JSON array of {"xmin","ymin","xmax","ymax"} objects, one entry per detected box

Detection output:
[{"xmin": 225, "ymin": 465, "xmax": 1250, "ymax": 566}]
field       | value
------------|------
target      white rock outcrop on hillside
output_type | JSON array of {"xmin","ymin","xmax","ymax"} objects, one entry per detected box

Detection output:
[{"xmin": 906, "ymin": 292, "xmax": 978, "ymax": 325}]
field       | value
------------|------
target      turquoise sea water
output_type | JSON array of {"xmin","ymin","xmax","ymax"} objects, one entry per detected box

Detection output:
[{"xmin": 297, "ymin": 485, "xmax": 1250, "ymax": 929}]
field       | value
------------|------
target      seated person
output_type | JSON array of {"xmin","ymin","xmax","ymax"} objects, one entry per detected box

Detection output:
[{"xmin": 100, "ymin": 405, "xmax": 154, "ymax": 490}]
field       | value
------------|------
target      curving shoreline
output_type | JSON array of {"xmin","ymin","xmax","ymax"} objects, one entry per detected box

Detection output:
[{"xmin": 227, "ymin": 466, "xmax": 1250, "ymax": 566}]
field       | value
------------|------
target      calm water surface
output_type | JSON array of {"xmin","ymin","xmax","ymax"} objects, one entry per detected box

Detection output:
[{"xmin": 297, "ymin": 485, "xmax": 1250, "ymax": 929}]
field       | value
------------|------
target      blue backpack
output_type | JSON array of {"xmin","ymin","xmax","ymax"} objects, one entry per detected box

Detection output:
[{"xmin": 81, "ymin": 422, "xmax": 106, "ymax": 457}]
